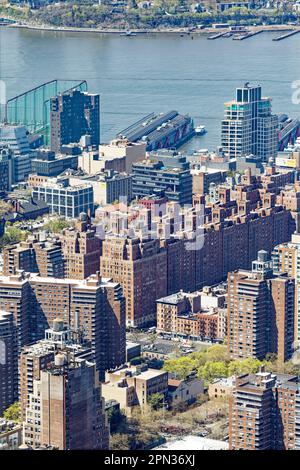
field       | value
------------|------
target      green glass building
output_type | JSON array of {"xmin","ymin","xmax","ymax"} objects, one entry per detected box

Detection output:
[{"xmin": 4, "ymin": 80, "xmax": 87, "ymax": 146}]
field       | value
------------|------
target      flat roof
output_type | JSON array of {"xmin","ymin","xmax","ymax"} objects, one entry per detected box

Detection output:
[{"xmin": 154, "ymin": 436, "xmax": 229, "ymax": 450}]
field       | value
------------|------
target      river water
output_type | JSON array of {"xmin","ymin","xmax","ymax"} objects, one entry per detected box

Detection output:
[{"xmin": 1, "ymin": 27, "xmax": 300, "ymax": 151}]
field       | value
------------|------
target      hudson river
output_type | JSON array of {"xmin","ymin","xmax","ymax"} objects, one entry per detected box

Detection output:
[{"xmin": 1, "ymin": 27, "xmax": 300, "ymax": 150}]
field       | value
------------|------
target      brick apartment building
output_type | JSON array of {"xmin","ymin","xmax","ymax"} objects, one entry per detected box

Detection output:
[
  {"xmin": 0, "ymin": 311, "xmax": 17, "ymax": 415},
  {"xmin": 156, "ymin": 287, "xmax": 227, "ymax": 341},
  {"xmin": 98, "ymin": 169, "xmax": 296, "ymax": 326},
  {"xmin": 23, "ymin": 352, "xmax": 109, "ymax": 450},
  {"xmin": 229, "ymin": 367, "xmax": 300, "ymax": 450},
  {"xmin": 100, "ymin": 237, "xmax": 168, "ymax": 327},
  {"xmin": 227, "ymin": 250, "xmax": 295, "ymax": 363},
  {"xmin": 0, "ymin": 271, "xmax": 126, "ymax": 384}
]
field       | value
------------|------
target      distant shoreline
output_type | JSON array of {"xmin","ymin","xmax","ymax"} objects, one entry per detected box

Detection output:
[{"xmin": 1, "ymin": 20, "xmax": 298, "ymax": 36}]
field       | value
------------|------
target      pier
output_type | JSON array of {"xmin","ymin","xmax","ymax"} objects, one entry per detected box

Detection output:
[
  {"xmin": 272, "ymin": 29, "xmax": 300, "ymax": 41},
  {"xmin": 232, "ymin": 30, "xmax": 264, "ymax": 40},
  {"xmin": 207, "ymin": 32, "xmax": 229, "ymax": 40}
]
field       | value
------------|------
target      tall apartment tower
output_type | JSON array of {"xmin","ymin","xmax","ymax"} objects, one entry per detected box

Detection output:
[
  {"xmin": 272, "ymin": 233, "xmax": 300, "ymax": 346},
  {"xmin": 0, "ymin": 311, "xmax": 17, "ymax": 415},
  {"xmin": 100, "ymin": 236, "xmax": 168, "ymax": 327},
  {"xmin": 0, "ymin": 272, "xmax": 126, "ymax": 385},
  {"xmin": 3, "ymin": 239, "xmax": 65, "ymax": 278},
  {"xmin": 0, "ymin": 273, "xmax": 31, "ymax": 355},
  {"xmin": 20, "ymin": 319, "xmax": 93, "ymax": 421},
  {"xmin": 221, "ymin": 83, "xmax": 278, "ymax": 161},
  {"xmin": 23, "ymin": 352, "xmax": 109, "ymax": 450},
  {"xmin": 227, "ymin": 250, "xmax": 295, "ymax": 363},
  {"xmin": 229, "ymin": 368, "xmax": 300, "ymax": 450},
  {"xmin": 50, "ymin": 89, "xmax": 100, "ymax": 153},
  {"xmin": 61, "ymin": 218, "xmax": 102, "ymax": 280}
]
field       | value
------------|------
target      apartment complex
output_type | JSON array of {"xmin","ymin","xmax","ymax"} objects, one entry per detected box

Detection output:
[
  {"xmin": 23, "ymin": 352, "xmax": 109, "ymax": 449},
  {"xmin": 221, "ymin": 83, "xmax": 278, "ymax": 161},
  {"xmin": 100, "ymin": 237, "xmax": 167, "ymax": 327},
  {"xmin": 19, "ymin": 319, "xmax": 93, "ymax": 420},
  {"xmin": 229, "ymin": 368, "xmax": 300, "ymax": 450},
  {"xmin": 61, "ymin": 218, "xmax": 102, "ymax": 279},
  {"xmin": 3, "ymin": 239, "xmax": 65, "ymax": 278},
  {"xmin": 50, "ymin": 90, "xmax": 100, "ymax": 153},
  {"xmin": 0, "ymin": 311, "xmax": 17, "ymax": 415},
  {"xmin": 3, "ymin": 218, "xmax": 101, "ymax": 281},
  {"xmin": 99, "ymin": 169, "xmax": 295, "ymax": 326},
  {"xmin": 272, "ymin": 232, "xmax": 300, "ymax": 344},
  {"xmin": 156, "ymin": 287, "xmax": 227, "ymax": 341},
  {"xmin": 227, "ymin": 250, "xmax": 295, "ymax": 363},
  {"xmin": 0, "ymin": 272, "xmax": 126, "ymax": 382}
]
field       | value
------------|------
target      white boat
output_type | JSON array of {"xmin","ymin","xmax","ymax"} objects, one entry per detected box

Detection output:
[
  {"xmin": 194, "ymin": 125, "xmax": 207, "ymax": 136},
  {"xmin": 120, "ymin": 31, "xmax": 137, "ymax": 37}
]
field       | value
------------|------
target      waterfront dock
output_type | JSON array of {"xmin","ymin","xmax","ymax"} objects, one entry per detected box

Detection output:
[
  {"xmin": 232, "ymin": 30, "xmax": 264, "ymax": 40},
  {"xmin": 207, "ymin": 32, "xmax": 228, "ymax": 40},
  {"xmin": 272, "ymin": 29, "xmax": 300, "ymax": 41}
]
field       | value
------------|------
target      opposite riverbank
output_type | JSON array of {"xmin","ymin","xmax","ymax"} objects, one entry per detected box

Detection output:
[{"xmin": 1, "ymin": 21, "xmax": 299, "ymax": 36}]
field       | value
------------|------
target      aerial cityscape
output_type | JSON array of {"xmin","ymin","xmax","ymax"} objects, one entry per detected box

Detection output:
[{"xmin": 0, "ymin": 0, "xmax": 300, "ymax": 458}]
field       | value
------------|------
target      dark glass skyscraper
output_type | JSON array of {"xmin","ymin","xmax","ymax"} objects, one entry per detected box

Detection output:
[{"xmin": 50, "ymin": 89, "xmax": 100, "ymax": 153}]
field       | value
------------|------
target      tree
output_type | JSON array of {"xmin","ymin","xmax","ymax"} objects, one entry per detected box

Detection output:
[
  {"xmin": 0, "ymin": 225, "xmax": 30, "ymax": 248},
  {"xmin": 197, "ymin": 361, "xmax": 228, "ymax": 383},
  {"xmin": 227, "ymin": 358, "xmax": 263, "ymax": 376},
  {"xmin": 0, "ymin": 201, "xmax": 10, "ymax": 218},
  {"xmin": 164, "ymin": 355, "xmax": 198, "ymax": 379},
  {"xmin": 107, "ymin": 408, "xmax": 127, "ymax": 433},
  {"xmin": 43, "ymin": 218, "xmax": 73, "ymax": 234},
  {"xmin": 148, "ymin": 392, "xmax": 164, "ymax": 410},
  {"xmin": 205, "ymin": 344, "xmax": 229, "ymax": 363},
  {"xmin": 110, "ymin": 433, "xmax": 131, "ymax": 450},
  {"xmin": 3, "ymin": 402, "xmax": 21, "ymax": 422}
]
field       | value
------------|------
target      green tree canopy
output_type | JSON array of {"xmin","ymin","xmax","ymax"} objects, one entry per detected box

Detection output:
[{"xmin": 3, "ymin": 402, "xmax": 21, "ymax": 422}]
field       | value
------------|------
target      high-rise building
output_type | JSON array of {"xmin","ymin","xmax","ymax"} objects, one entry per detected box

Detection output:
[
  {"xmin": 0, "ymin": 271, "xmax": 126, "ymax": 383},
  {"xmin": 61, "ymin": 217, "xmax": 101, "ymax": 279},
  {"xmin": 227, "ymin": 250, "xmax": 295, "ymax": 363},
  {"xmin": 0, "ymin": 274, "xmax": 31, "ymax": 356},
  {"xmin": 272, "ymin": 233, "xmax": 300, "ymax": 346},
  {"xmin": 221, "ymin": 84, "xmax": 278, "ymax": 161},
  {"xmin": 100, "ymin": 237, "xmax": 168, "ymax": 327},
  {"xmin": 132, "ymin": 151, "xmax": 193, "ymax": 205},
  {"xmin": 0, "ymin": 311, "xmax": 17, "ymax": 416},
  {"xmin": 229, "ymin": 368, "xmax": 300, "ymax": 450},
  {"xmin": 50, "ymin": 90, "xmax": 100, "ymax": 153},
  {"xmin": 19, "ymin": 319, "xmax": 93, "ymax": 420},
  {"xmin": 3, "ymin": 239, "xmax": 65, "ymax": 278},
  {"xmin": 0, "ymin": 146, "xmax": 12, "ymax": 193},
  {"xmin": 23, "ymin": 351, "xmax": 109, "ymax": 449}
]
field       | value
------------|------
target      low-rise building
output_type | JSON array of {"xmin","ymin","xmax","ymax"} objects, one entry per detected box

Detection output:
[
  {"xmin": 168, "ymin": 377, "xmax": 204, "ymax": 408},
  {"xmin": 30, "ymin": 149, "xmax": 78, "ymax": 177},
  {"xmin": 102, "ymin": 364, "xmax": 168, "ymax": 415},
  {"xmin": 208, "ymin": 376, "xmax": 235, "ymax": 400},
  {"xmin": 32, "ymin": 178, "xmax": 94, "ymax": 218},
  {"xmin": 157, "ymin": 289, "xmax": 227, "ymax": 341},
  {"xmin": 0, "ymin": 419, "xmax": 22, "ymax": 450}
]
